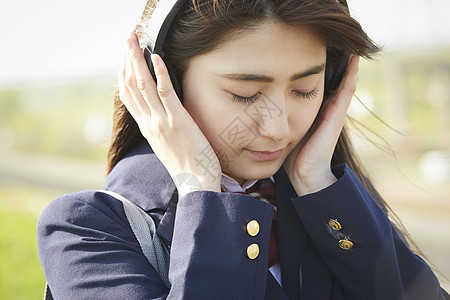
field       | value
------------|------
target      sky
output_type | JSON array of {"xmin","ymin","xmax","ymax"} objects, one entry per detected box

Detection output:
[{"xmin": 0, "ymin": 0, "xmax": 449, "ymax": 85}]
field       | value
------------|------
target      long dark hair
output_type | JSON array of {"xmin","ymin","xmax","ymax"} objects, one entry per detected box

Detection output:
[{"xmin": 107, "ymin": 0, "xmax": 420, "ymax": 252}]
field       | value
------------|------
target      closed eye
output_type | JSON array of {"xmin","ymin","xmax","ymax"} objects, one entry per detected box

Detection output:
[
  {"xmin": 232, "ymin": 92, "xmax": 262, "ymax": 105},
  {"xmin": 292, "ymin": 88, "xmax": 319, "ymax": 100}
]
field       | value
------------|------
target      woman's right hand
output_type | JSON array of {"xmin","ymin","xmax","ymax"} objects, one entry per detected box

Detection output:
[{"xmin": 118, "ymin": 32, "xmax": 221, "ymax": 195}]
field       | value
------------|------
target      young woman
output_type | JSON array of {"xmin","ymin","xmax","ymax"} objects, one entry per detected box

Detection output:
[{"xmin": 37, "ymin": 0, "xmax": 448, "ymax": 298}]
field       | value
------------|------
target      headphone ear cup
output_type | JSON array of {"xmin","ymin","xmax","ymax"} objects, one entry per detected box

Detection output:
[
  {"xmin": 325, "ymin": 49, "xmax": 349, "ymax": 96},
  {"xmin": 144, "ymin": 48, "xmax": 183, "ymax": 102},
  {"xmin": 168, "ymin": 70, "xmax": 183, "ymax": 102}
]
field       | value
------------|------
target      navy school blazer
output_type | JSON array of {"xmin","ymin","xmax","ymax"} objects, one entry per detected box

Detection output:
[{"xmin": 37, "ymin": 141, "xmax": 448, "ymax": 299}]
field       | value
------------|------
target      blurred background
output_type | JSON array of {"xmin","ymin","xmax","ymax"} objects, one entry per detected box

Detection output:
[{"xmin": 0, "ymin": 0, "xmax": 449, "ymax": 298}]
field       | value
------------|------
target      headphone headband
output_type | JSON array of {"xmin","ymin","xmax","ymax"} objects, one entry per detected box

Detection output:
[{"xmin": 144, "ymin": 0, "xmax": 189, "ymax": 58}]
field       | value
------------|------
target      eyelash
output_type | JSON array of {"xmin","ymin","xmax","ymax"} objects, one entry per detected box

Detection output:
[
  {"xmin": 232, "ymin": 92, "xmax": 262, "ymax": 105},
  {"xmin": 232, "ymin": 88, "xmax": 319, "ymax": 105},
  {"xmin": 292, "ymin": 88, "xmax": 319, "ymax": 100}
]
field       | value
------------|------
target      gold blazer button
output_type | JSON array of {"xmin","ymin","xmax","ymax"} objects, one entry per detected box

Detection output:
[
  {"xmin": 247, "ymin": 220, "xmax": 260, "ymax": 236},
  {"xmin": 328, "ymin": 219, "xmax": 342, "ymax": 230},
  {"xmin": 339, "ymin": 239, "xmax": 354, "ymax": 250},
  {"xmin": 247, "ymin": 244, "xmax": 260, "ymax": 259}
]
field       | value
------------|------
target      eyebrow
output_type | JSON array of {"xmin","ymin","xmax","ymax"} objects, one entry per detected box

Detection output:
[{"xmin": 218, "ymin": 64, "xmax": 326, "ymax": 82}]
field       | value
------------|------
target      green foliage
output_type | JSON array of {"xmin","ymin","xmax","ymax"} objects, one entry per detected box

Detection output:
[
  {"xmin": 0, "ymin": 77, "xmax": 114, "ymax": 162},
  {"xmin": 0, "ymin": 182, "xmax": 62, "ymax": 299},
  {"xmin": 0, "ymin": 210, "xmax": 45, "ymax": 299},
  {"xmin": 354, "ymin": 48, "xmax": 450, "ymax": 155}
]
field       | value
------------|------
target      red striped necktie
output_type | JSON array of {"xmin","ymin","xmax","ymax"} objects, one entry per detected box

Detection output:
[{"xmin": 242, "ymin": 180, "xmax": 279, "ymax": 268}]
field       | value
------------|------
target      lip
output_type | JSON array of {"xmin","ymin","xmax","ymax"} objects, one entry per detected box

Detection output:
[{"xmin": 246, "ymin": 149, "xmax": 284, "ymax": 161}]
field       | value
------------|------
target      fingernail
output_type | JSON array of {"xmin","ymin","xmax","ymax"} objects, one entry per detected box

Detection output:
[
  {"xmin": 126, "ymin": 32, "xmax": 138, "ymax": 51},
  {"xmin": 126, "ymin": 36, "xmax": 132, "ymax": 50},
  {"xmin": 151, "ymin": 54, "xmax": 160, "ymax": 68}
]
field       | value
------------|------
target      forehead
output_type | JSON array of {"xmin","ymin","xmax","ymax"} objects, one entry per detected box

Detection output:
[{"xmin": 186, "ymin": 21, "xmax": 327, "ymax": 79}]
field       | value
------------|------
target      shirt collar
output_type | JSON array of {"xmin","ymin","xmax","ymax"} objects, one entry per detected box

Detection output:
[{"xmin": 221, "ymin": 173, "xmax": 274, "ymax": 193}]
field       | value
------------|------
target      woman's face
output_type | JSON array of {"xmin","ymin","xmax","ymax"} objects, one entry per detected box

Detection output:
[{"xmin": 182, "ymin": 21, "xmax": 327, "ymax": 185}]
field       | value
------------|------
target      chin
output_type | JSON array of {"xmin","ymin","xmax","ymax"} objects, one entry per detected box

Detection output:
[{"xmin": 229, "ymin": 163, "xmax": 282, "ymax": 182}]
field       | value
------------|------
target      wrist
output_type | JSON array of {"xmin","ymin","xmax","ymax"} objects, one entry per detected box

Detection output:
[
  {"xmin": 175, "ymin": 173, "xmax": 221, "ymax": 199},
  {"xmin": 291, "ymin": 169, "xmax": 337, "ymax": 196}
]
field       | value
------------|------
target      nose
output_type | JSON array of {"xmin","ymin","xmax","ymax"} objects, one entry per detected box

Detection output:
[{"xmin": 248, "ymin": 94, "xmax": 289, "ymax": 142}]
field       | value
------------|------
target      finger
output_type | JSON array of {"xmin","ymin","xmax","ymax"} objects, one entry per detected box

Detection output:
[
  {"xmin": 128, "ymin": 32, "xmax": 166, "ymax": 117},
  {"xmin": 125, "ymin": 35, "xmax": 152, "ymax": 118},
  {"xmin": 324, "ymin": 55, "xmax": 360, "ymax": 124},
  {"xmin": 118, "ymin": 52, "xmax": 141, "ymax": 116},
  {"xmin": 335, "ymin": 55, "xmax": 359, "ymax": 109},
  {"xmin": 151, "ymin": 53, "xmax": 183, "ymax": 115},
  {"xmin": 311, "ymin": 55, "xmax": 359, "ymax": 149}
]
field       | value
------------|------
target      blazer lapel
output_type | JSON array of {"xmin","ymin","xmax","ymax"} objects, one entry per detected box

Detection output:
[{"xmin": 274, "ymin": 167, "xmax": 304, "ymax": 299}]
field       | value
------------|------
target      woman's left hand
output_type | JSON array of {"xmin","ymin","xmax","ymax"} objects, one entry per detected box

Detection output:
[{"xmin": 283, "ymin": 55, "xmax": 360, "ymax": 196}]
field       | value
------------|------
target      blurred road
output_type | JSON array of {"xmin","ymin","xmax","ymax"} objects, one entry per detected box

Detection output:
[{"xmin": 0, "ymin": 151, "xmax": 105, "ymax": 193}]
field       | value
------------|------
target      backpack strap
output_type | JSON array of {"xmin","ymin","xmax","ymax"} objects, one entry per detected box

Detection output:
[{"xmin": 98, "ymin": 190, "xmax": 171, "ymax": 288}]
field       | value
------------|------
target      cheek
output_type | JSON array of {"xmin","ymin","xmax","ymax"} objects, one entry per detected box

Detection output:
[
  {"xmin": 294, "ymin": 77, "xmax": 325, "ymax": 132},
  {"xmin": 291, "ymin": 96, "xmax": 324, "ymax": 137},
  {"xmin": 183, "ymin": 89, "xmax": 236, "ymax": 146}
]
